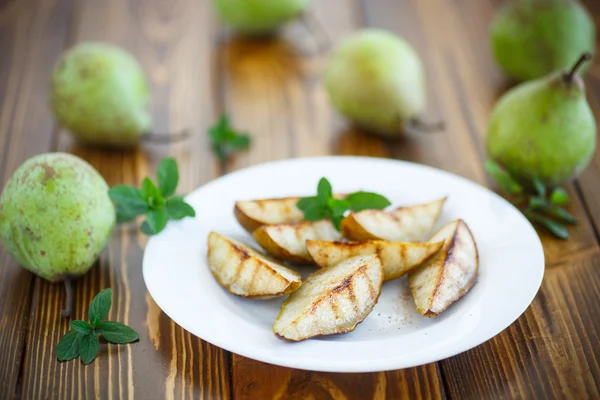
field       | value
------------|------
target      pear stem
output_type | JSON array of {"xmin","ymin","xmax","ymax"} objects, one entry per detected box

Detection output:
[
  {"xmin": 407, "ymin": 118, "xmax": 446, "ymax": 133},
  {"xmin": 564, "ymin": 53, "xmax": 593, "ymax": 83},
  {"xmin": 143, "ymin": 129, "xmax": 191, "ymax": 144},
  {"xmin": 60, "ymin": 279, "xmax": 73, "ymax": 318}
]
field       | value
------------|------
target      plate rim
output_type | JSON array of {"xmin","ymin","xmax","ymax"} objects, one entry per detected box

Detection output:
[{"xmin": 143, "ymin": 155, "xmax": 545, "ymax": 372}]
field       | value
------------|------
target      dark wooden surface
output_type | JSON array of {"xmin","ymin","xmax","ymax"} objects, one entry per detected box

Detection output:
[{"xmin": 0, "ymin": 0, "xmax": 599, "ymax": 398}]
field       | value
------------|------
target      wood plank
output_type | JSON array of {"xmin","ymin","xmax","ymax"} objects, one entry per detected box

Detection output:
[
  {"xmin": 18, "ymin": 0, "xmax": 229, "ymax": 398},
  {"xmin": 368, "ymin": 0, "xmax": 597, "ymax": 264},
  {"xmin": 224, "ymin": 1, "xmax": 444, "ymax": 399},
  {"xmin": 0, "ymin": 0, "xmax": 72, "ymax": 397},
  {"xmin": 442, "ymin": 251, "xmax": 600, "ymax": 399}
]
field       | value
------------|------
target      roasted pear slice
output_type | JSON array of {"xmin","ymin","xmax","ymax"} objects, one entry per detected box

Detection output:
[
  {"xmin": 234, "ymin": 197, "xmax": 305, "ymax": 233},
  {"xmin": 207, "ymin": 232, "xmax": 301, "ymax": 299},
  {"xmin": 340, "ymin": 197, "xmax": 447, "ymax": 241},
  {"xmin": 306, "ymin": 239, "xmax": 444, "ymax": 281},
  {"xmin": 253, "ymin": 220, "xmax": 343, "ymax": 264},
  {"xmin": 408, "ymin": 219, "xmax": 479, "ymax": 317},
  {"xmin": 273, "ymin": 255, "xmax": 383, "ymax": 341}
]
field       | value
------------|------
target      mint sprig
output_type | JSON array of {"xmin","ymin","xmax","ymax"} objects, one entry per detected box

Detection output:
[
  {"xmin": 56, "ymin": 289, "xmax": 139, "ymax": 365},
  {"xmin": 209, "ymin": 115, "xmax": 252, "ymax": 161},
  {"xmin": 485, "ymin": 160, "xmax": 577, "ymax": 240},
  {"xmin": 109, "ymin": 158, "xmax": 195, "ymax": 235},
  {"xmin": 297, "ymin": 178, "xmax": 391, "ymax": 230}
]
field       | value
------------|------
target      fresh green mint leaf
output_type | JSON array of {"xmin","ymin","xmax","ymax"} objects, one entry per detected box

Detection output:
[
  {"xmin": 329, "ymin": 199, "xmax": 350, "ymax": 230},
  {"xmin": 484, "ymin": 161, "xmax": 523, "ymax": 194},
  {"xmin": 546, "ymin": 205, "xmax": 577, "ymax": 224},
  {"xmin": 550, "ymin": 188, "xmax": 569, "ymax": 205},
  {"xmin": 141, "ymin": 220, "xmax": 153, "ymax": 235},
  {"xmin": 56, "ymin": 330, "xmax": 81, "ymax": 361},
  {"xmin": 165, "ymin": 197, "xmax": 196, "ymax": 220},
  {"xmin": 142, "ymin": 178, "xmax": 163, "ymax": 209},
  {"xmin": 89, "ymin": 288, "xmax": 112, "ymax": 328},
  {"xmin": 528, "ymin": 196, "xmax": 547, "ymax": 209},
  {"xmin": 96, "ymin": 321, "xmax": 140, "ymax": 344},
  {"xmin": 346, "ymin": 192, "xmax": 391, "ymax": 211},
  {"xmin": 116, "ymin": 208, "xmax": 140, "ymax": 224},
  {"xmin": 146, "ymin": 209, "xmax": 168, "ymax": 234},
  {"xmin": 532, "ymin": 177, "xmax": 546, "ymax": 198},
  {"xmin": 157, "ymin": 158, "xmax": 179, "ymax": 197},
  {"xmin": 70, "ymin": 320, "xmax": 92, "ymax": 335},
  {"xmin": 109, "ymin": 186, "xmax": 149, "ymax": 215},
  {"xmin": 209, "ymin": 115, "xmax": 252, "ymax": 160},
  {"xmin": 79, "ymin": 334, "xmax": 100, "ymax": 365},
  {"xmin": 317, "ymin": 178, "xmax": 333, "ymax": 204},
  {"xmin": 303, "ymin": 203, "xmax": 330, "ymax": 221},
  {"xmin": 297, "ymin": 196, "xmax": 320, "ymax": 211},
  {"xmin": 525, "ymin": 211, "xmax": 569, "ymax": 240}
]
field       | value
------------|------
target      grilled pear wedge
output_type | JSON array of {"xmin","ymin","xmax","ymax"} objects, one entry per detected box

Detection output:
[
  {"xmin": 340, "ymin": 197, "xmax": 447, "ymax": 242},
  {"xmin": 306, "ymin": 239, "xmax": 444, "ymax": 282},
  {"xmin": 207, "ymin": 232, "xmax": 301, "ymax": 299},
  {"xmin": 273, "ymin": 254, "xmax": 383, "ymax": 341},
  {"xmin": 408, "ymin": 219, "xmax": 479, "ymax": 317},
  {"xmin": 253, "ymin": 220, "xmax": 343, "ymax": 264},
  {"xmin": 235, "ymin": 194, "xmax": 347, "ymax": 233},
  {"xmin": 235, "ymin": 197, "xmax": 305, "ymax": 233}
]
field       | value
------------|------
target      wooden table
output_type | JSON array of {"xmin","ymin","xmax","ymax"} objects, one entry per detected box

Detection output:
[{"xmin": 1, "ymin": 0, "xmax": 599, "ymax": 398}]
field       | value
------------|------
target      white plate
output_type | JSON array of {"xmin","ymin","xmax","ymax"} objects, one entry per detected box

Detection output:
[{"xmin": 143, "ymin": 156, "xmax": 544, "ymax": 372}]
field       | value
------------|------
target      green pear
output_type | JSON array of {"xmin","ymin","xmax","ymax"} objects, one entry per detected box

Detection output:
[
  {"xmin": 212, "ymin": 0, "xmax": 310, "ymax": 34},
  {"xmin": 323, "ymin": 29, "xmax": 427, "ymax": 137},
  {"xmin": 0, "ymin": 153, "xmax": 116, "ymax": 316},
  {"xmin": 486, "ymin": 54, "xmax": 597, "ymax": 186},
  {"xmin": 51, "ymin": 42, "xmax": 151, "ymax": 148},
  {"xmin": 491, "ymin": 0, "xmax": 595, "ymax": 82}
]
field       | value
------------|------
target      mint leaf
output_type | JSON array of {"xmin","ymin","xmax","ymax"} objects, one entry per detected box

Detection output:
[
  {"xmin": 157, "ymin": 158, "xmax": 178, "ymax": 197},
  {"xmin": 485, "ymin": 161, "xmax": 523, "ymax": 194},
  {"xmin": 165, "ymin": 197, "xmax": 195, "ymax": 220},
  {"xmin": 79, "ymin": 334, "xmax": 100, "ymax": 365},
  {"xmin": 56, "ymin": 330, "xmax": 81, "ymax": 361},
  {"xmin": 329, "ymin": 199, "xmax": 349, "ymax": 230},
  {"xmin": 550, "ymin": 188, "xmax": 569, "ymax": 205},
  {"xmin": 109, "ymin": 185, "xmax": 149, "ymax": 216},
  {"xmin": 528, "ymin": 196, "xmax": 547, "ymax": 209},
  {"xmin": 70, "ymin": 320, "xmax": 92, "ymax": 335},
  {"xmin": 116, "ymin": 208, "xmax": 141, "ymax": 224},
  {"xmin": 142, "ymin": 178, "xmax": 163, "ymax": 209},
  {"xmin": 297, "ymin": 196, "xmax": 320, "ymax": 211},
  {"xmin": 146, "ymin": 209, "xmax": 168, "ymax": 234},
  {"xmin": 89, "ymin": 288, "xmax": 112, "ymax": 328},
  {"xmin": 546, "ymin": 205, "xmax": 577, "ymax": 224},
  {"xmin": 532, "ymin": 177, "xmax": 546, "ymax": 197},
  {"xmin": 209, "ymin": 115, "xmax": 252, "ymax": 160},
  {"xmin": 346, "ymin": 192, "xmax": 391, "ymax": 211},
  {"xmin": 96, "ymin": 321, "xmax": 140, "ymax": 344},
  {"xmin": 141, "ymin": 220, "xmax": 153, "ymax": 235},
  {"xmin": 317, "ymin": 178, "xmax": 332, "ymax": 203},
  {"xmin": 525, "ymin": 211, "xmax": 569, "ymax": 239},
  {"xmin": 303, "ymin": 203, "xmax": 330, "ymax": 221}
]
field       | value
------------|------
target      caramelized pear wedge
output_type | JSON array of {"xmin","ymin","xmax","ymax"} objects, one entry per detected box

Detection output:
[
  {"xmin": 253, "ymin": 220, "xmax": 343, "ymax": 264},
  {"xmin": 340, "ymin": 197, "xmax": 447, "ymax": 241},
  {"xmin": 273, "ymin": 255, "xmax": 383, "ymax": 341},
  {"xmin": 306, "ymin": 239, "xmax": 444, "ymax": 281},
  {"xmin": 207, "ymin": 232, "xmax": 301, "ymax": 299},
  {"xmin": 408, "ymin": 219, "xmax": 479, "ymax": 317}
]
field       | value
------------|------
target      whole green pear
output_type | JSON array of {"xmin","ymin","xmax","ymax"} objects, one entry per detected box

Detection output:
[
  {"xmin": 323, "ymin": 29, "xmax": 427, "ymax": 137},
  {"xmin": 491, "ymin": 0, "xmax": 595, "ymax": 82},
  {"xmin": 486, "ymin": 54, "xmax": 597, "ymax": 186},
  {"xmin": 212, "ymin": 0, "xmax": 310, "ymax": 34},
  {"xmin": 0, "ymin": 153, "xmax": 116, "ymax": 316},
  {"xmin": 51, "ymin": 42, "xmax": 151, "ymax": 148}
]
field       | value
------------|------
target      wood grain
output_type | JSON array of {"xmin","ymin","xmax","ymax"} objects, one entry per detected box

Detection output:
[
  {"xmin": 0, "ymin": 0, "xmax": 72, "ymax": 397},
  {"xmin": 0, "ymin": 0, "xmax": 599, "ymax": 398},
  {"xmin": 223, "ymin": 1, "xmax": 445, "ymax": 399},
  {"xmin": 17, "ymin": 0, "xmax": 229, "ymax": 399}
]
